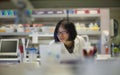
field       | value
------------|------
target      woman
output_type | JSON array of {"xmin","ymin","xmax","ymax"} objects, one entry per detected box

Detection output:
[{"xmin": 50, "ymin": 19, "xmax": 85, "ymax": 60}]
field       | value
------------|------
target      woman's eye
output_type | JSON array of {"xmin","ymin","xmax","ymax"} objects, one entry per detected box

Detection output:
[{"xmin": 57, "ymin": 31, "xmax": 67, "ymax": 35}]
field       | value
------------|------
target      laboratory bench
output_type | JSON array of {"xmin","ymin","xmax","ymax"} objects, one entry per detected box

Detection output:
[{"xmin": 0, "ymin": 57, "xmax": 120, "ymax": 75}]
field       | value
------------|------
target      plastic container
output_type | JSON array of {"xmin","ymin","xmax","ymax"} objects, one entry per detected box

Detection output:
[{"xmin": 27, "ymin": 48, "xmax": 37, "ymax": 62}]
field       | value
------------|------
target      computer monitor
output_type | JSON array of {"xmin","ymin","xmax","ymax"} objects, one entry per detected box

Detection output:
[{"xmin": 0, "ymin": 39, "xmax": 19, "ymax": 56}]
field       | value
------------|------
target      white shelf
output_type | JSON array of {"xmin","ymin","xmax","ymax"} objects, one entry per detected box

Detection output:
[
  {"xmin": 0, "ymin": 32, "xmax": 30, "ymax": 36},
  {"xmin": 29, "ymin": 33, "xmax": 53, "ymax": 37},
  {"xmin": 78, "ymin": 31, "xmax": 101, "ymax": 35},
  {"xmin": 0, "ymin": 31, "xmax": 101, "ymax": 37},
  {"xmin": 0, "ymin": 32, "xmax": 53, "ymax": 37},
  {"xmin": 69, "ymin": 14, "xmax": 100, "ymax": 17},
  {"xmin": 0, "ymin": 14, "xmax": 100, "ymax": 18},
  {"xmin": 32, "ymin": 14, "xmax": 66, "ymax": 18},
  {"xmin": 0, "ymin": 16, "xmax": 15, "ymax": 18}
]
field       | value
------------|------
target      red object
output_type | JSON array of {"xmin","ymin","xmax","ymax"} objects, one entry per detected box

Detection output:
[
  {"xmin": 83, "ymin": 46, "xmax": 97, "ymax": 57},
  {"xmin": 93, "ymin": 46, "xmax": 97, "ymax": 55},
  {"xmin": 83, "ymin": 49, "xmax": 88, "ymax": 56},
  {"xmin": 19, "ymin": 45, "xmax": 23, "ymax": 53},
  {"xmin": 88, "ymin": 50, "xmax": 93, "ymax": 56},
  {"xmin": 105, "ymin": 47, "xmax": 109, "ymax": 54},
  {"xmin": 97, "ymin": 9, "xmax": 100, "ymax": 13},
  {"xmin": 85, "ymin": 10, "xmax": 89, "ymax": 14}
]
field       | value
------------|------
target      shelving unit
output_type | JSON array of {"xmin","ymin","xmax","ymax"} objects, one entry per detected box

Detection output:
[{"xmin": 0, "ymin": 8, "xmax": 110, "ymax": 54}]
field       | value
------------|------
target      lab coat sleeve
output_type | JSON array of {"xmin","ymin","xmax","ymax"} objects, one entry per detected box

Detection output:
[
  {"xmin": 49, "ymin": 40, "xmax": 55, "ymax": 45},
  {"xmin": 77, "ymin": 35, "xmax": 86, "ymax": 49},
  {"xmin": 75, "ymin": 35, "xmax": 86, "ymax": 58}
]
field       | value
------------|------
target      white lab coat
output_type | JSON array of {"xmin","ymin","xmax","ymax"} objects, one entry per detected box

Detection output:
[{"xmin": 49, "ymin": 35, "xmax": 85, "ymax": 60}]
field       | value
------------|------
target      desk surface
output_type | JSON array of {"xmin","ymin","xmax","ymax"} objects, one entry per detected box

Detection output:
[{"xmin": 0, "ymin": 58, "xmax": 120, "ymax": 75}]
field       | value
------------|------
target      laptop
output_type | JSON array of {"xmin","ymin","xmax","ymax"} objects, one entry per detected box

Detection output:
[
  {"xmin": 0, "ymin": 39, "xmax": 20, "ymax": 63},
  {"xmin": 39, "ymin": 43, "xmax": 62, "ymax": 65}
]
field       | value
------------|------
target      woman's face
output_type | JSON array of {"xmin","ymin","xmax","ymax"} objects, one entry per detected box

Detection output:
[{"xmin": 57, "ymin": 26, "xmax": 69, "ymax": 43}]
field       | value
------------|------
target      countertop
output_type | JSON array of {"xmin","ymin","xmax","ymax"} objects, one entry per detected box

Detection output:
[{"xmin": 0, "ymin": 57, "xmax": 120, "ymax": 75}]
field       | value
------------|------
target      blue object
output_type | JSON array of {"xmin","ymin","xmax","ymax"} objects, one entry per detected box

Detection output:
[
  {"xmin": 1, "ymin": 10, "xmax": 5, "ymax": 15},
  {"xmin": 26, "ymin": 48, "xmax": 37, "ymax": 51}
]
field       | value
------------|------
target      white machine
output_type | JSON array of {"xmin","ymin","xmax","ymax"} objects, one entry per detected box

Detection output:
[{"xmin": 0, "ymin": 39, "xmax": 20, "ymax": 63}]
